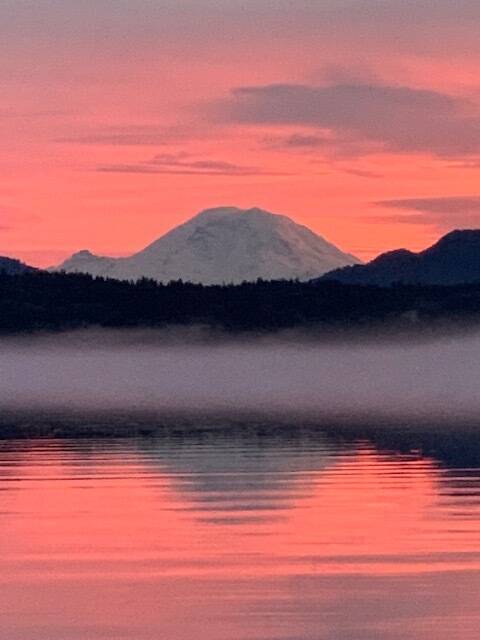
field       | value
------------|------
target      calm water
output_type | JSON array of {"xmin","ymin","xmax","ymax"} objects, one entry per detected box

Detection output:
[{"xmin": 0, "ymin": 425, "xmax": 479, "ymax": 639}]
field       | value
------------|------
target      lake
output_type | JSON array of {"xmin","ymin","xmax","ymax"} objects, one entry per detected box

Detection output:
[{"xmin": 0, "ymin": 424, "xmax": 479, "ymax": 639}]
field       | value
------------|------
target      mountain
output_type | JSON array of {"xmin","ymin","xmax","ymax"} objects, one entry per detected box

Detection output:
[
  {"xmin": 54, "ymin": 207, "xmax": 360, "ymax": 284},
  {"xmin": 0, "ymin": 256, "xmax": 36, "ymax": 275},
  {"xmin": 320, "ymin": 230, "xmax": 480, "ymax": 286}
]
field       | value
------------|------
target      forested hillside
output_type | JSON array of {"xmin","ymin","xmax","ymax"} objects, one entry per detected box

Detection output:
[{"xmin": 2, "ymin": 271, "xmax": 480, "ymax": 334}]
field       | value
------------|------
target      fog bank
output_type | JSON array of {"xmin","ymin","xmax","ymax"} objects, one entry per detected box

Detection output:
[{"xmin": 1, "ymin": 330, "xmax": 479, "ymax": 425}]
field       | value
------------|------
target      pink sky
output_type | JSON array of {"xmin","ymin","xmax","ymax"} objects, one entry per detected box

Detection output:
[{"xmin": 3, "ymin": 0, "xmax": 480, "ymax": 266}]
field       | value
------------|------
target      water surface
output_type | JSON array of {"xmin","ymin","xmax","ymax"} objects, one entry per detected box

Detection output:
[{"xmin": 0, "ymin": 425, "xmax": 479, "ymax": 639}]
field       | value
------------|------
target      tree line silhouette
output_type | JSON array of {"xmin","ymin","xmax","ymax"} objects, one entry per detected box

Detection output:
[{"xmin": 2, "ymin": 270, "xmax": 480, "ymax": 333}]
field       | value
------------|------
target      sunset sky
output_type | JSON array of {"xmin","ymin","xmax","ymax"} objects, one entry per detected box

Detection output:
[{"xmin": 3, "ymin": 0, "xmax": 480, "ymax": 267}]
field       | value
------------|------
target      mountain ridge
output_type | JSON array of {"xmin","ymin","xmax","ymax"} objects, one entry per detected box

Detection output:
[
  {"xmin": 54, "ymin": 206, "xmax": 360, "ymax": 284},
  {"xmin": 0, "ymin": 256, "xmax": 36, "ymax": 275},
  {"xmin": 320, "ymin": 229, "xmax": 480, "ymax": 285}
]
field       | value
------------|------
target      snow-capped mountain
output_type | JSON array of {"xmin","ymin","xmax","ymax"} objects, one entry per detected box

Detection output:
[{"xmin": 54, "ymin": 206, "xmax": 360, "ymax": 284}]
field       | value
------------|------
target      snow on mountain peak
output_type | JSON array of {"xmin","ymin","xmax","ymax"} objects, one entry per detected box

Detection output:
[{"xmin": 55, "ymin": 206, "xmax": 360, "ymax": 284}]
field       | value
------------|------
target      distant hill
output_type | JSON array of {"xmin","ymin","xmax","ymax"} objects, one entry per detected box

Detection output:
[
  {"xmin": 0, "ymin": 256, "xmax": 36, "ymax": 275},
  {"xmin": 54, "ymin": 206, "xmax": 360, "ymax": 284},
  {"xmin": 320, "ymin": 230, "xmax": 480, "ymax": 286}
]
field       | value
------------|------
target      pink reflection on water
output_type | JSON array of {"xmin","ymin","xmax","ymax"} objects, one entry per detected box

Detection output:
[{"xmin": 0, "ymin": 436, "xmax": 479, "ymax": 639}]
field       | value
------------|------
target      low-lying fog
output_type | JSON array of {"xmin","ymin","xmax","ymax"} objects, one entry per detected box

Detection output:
[{"xmin": 1, "ymin": 329, "xmax": 479, "ymax": 424}]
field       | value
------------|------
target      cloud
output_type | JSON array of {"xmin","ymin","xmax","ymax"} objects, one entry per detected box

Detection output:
[
  {"xmin": 148, "ymin": 153, "xmax": 266, "ymax": 175},
  {"xmin": 341, "ymin": 167, "xmax": 384, "ymax": 179},
  {"xmin": 266, "ymin": 133, "xmax": 331, "ymax": 149},
  {"xmin": 372, "ymin": 196, "xmax": 480, "ymax": 230},
  {"xmin": 0, "ymin": 109, "xmax": 67, "ymax": 119},
  {"xmin": 56, "ymin": 125, "xmax": 182, "ymax": 146},
  {"xmin": 98, "ymin": 153, "xmax": 290, "ymax": 176},
  {"xmin": 314, "ymin": 63, "xmax": 381, "ymax": 85},
  {"xmin": 59, "ymin": 133, "xmax": 171, "ymax": 146},
  {"xmin": 380, "ymin": 196, "xmax": 480, "ymax": 214},
  {"xmin": 214, "ymin": 81, "xmax": 480, "ymax": 158},
  {"xmin": 98, "ymin": 164, "xmax": 173, "ymax": 174},
  {"xmin": 447, "ymin": 158, "xmax": 480, "ymax": 169},
  {"xmin": 5, "ymin": 1, "xmax": 480, "ymax": 56}
]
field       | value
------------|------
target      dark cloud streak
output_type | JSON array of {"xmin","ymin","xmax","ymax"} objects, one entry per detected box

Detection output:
[
  {"xmin": 372, "ymin": 196, "xmax": 480, "ymax": 230},
  {"xmin": 379, "ymin": 196, "xmax": 480, "ymax": 214},
  {"xmin": 98, "ymin": 153, "xmax": 291, "ymax": 176}
]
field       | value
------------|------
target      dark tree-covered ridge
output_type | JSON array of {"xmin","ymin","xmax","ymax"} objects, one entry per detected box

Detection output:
[
  {"xmin": 0, "ymin": 257, "xmax": 36, "ymax": 276},
  {"xmin": 321, "ymin": 229, "xmax": 480, "ymax": 286},
  {"xmin": 2, "ymin": 270, "xmax": 480, "ymax": 334}
]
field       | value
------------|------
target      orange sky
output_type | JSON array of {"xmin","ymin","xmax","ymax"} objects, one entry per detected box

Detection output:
[{"xmin": 2, "ymin": 0, "xmax": 480, "ymax": 267}]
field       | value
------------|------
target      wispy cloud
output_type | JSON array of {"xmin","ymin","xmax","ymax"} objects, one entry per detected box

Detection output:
[
  {"xmin": 268, "ymin": 133, "xmax": 331, "ymax": 149},
  {"xmin": 59, "ymin": 133, "xmax": 170, "ymax": 146},
  {"xmin": 56, "ymin": 125, "xmax": 180, "ymax": 146},
  {"xmin": 98, "ymin": 153, "xmax": 291, "ymax": 176},
  {"xmin": 213, "ymin": 81, "xmax": 480, "ymax": 159},
  {"xmin": 372, "ymin": 196, "xmax": 480, "ymax": 230},
  {"xmin": 341, "ymin": 167, "xmax": 384, "ymax": 179},
  {"xmin": 446, "ymin": 158, "xmax": 480, "ymax": 169},
  {"xmin": 0, "ymin": 109, "xmax": 68, "ymax": 119}
]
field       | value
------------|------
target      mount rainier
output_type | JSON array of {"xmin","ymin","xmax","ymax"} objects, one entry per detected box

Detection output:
[{"xmin": 54, "ymin": 207, "xmax": 360, "ymax": 284}]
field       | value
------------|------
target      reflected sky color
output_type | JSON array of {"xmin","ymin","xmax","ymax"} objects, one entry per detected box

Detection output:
[
  {"xmin": 3, "ymin": 1, "xmax": 480, "ymax": 266},
  {"xmin": 1, "ymin": 428, "xmax": 479, "ymax": 639}
]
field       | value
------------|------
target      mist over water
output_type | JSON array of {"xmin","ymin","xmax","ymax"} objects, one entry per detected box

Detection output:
[
  {"xmin": 1, "ymin": 329, "xmax": 479, "ymax": 425},
  {"xmin": 1, "ymin": 331, "xmax": 480, "ymax": 640}
]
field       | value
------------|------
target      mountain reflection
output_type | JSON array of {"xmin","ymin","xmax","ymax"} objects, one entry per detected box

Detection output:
[
  {"xmin": 133, "ymin": 428, "xmax": 339, "ymax": 523},
  {"xmin": 130, "ymin": 421, "xmax": 480, "ymax": 483}
]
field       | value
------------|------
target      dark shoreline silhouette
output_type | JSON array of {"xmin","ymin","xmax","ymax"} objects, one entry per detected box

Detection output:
[{"xmin": 2, "ymin": 269, "xmax": 480, "ymax": 334}]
